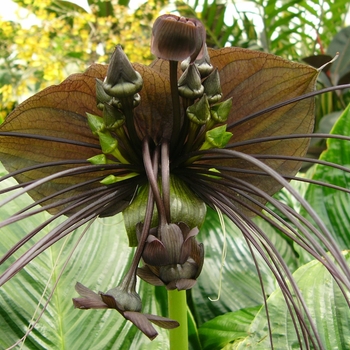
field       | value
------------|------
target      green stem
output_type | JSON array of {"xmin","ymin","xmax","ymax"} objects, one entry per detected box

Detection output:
[{"xmin": 168, "ymin": 289, "xmax": 188, "ymax": 350}]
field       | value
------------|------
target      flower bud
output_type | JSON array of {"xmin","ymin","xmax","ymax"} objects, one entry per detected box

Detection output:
[
  {"xmin": 203, "ymin": 68, "xmax": 223, "ymax": 104},
  {"xmin": 210, "ymin": 98, "xmax": 233, "ymax": 123},
  {"xmin": 186, "ymin": 94, "xmax": 211, "ymax": 125},
  {"xmin": 181, "ymin": 44, "xmax": 213, "ymax": 77},
  {"xmin": 101, "ymin": 286, "xmax": 142, "ymax": 312},
  {"xmin": 103, "ymin": 45, "xmax": 143, "ymax": 98},
  {"xmin": 151, "ymin": 14, "xmax": 206, "ymax": 63},
  {"xmin": 178, "ymin": 64, "xmax": 204, "ymax": 99},
  {"xmin": 137, "ymin": 223, "xmax": 204, "ymax": 291}
]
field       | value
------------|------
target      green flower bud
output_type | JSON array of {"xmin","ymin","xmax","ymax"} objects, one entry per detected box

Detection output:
[
  {"xmin": 181, "ymin": 44, "xmax": 213, "ymax": 77},
  {"xmin": 186, "ymin": 94, "xmax": 211, "ymax": 125},
  {"xmin": 178, "ymin": 64, "xmax": 204, "ymax": 99},
  {"xmin": 103, "ymin": 45, "xmax": 143, "ymax": 98},
  {"xmin": 103, "ymin": 103, "xmax": 125, "ymax": 130},
  {"xmin": 210, "ymin": 98, "xmax": 233, "ymax": 123},
  {"xmin": 96, "ymin": 78, "xmax": 111, "ymax": 109},
  {"xmin": 203, "ymin": 68, "xmax": 223, "ymax": 104}
]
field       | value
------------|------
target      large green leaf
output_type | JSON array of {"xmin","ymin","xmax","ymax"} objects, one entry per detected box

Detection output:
[
  {"xmin": 0, "ymin": 179, "xmax": 170, "ymax": 349},
  {"xmin": 303, "ymin": 103, "xmax": 350, "ymax": 249},
  {"xmin": 198, "ymin": 306, "xmax": 260, "ymax": 350},
  {"xmin": 232, "ymin": 252, "xmax": 350, "ymax": 349}
]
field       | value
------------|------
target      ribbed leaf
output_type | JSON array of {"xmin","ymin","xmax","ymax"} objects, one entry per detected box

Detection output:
[
  {"xmin": 198, "ymin": 306, "xmax": 260, "ymax": 350},
  {"xmin": 233, "ymin": 252, "xmax": 350, "ymax": 349}
]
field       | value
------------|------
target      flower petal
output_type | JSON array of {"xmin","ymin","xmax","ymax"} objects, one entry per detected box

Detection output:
[
  {"xmin": 72, "ymin": 297, "xmax": 108, "ymax": 309},
  {"xmin": 72, "ymin": 282, "xmax": 109, "ymax": 309},
  {"xmin": 160, "ymin": 224, "xmax": 184, "ymax": 264},
  {"xmin": 151, "ymin": 14, "xmax": 205, "ymax": 62},
  {"xmin": 166, "ymin": 278, "xmax": 197, "ymax": 291},
  {"xmin": 142, "ymin": 235, "xmax": 169, "ymax": 266},
  {"xmin": 74, "ymin": 282, "xmax": 102, "ymax": 300},
  {"xmin": 144, "ymin": 313, "xmax": 179, "ymax": 329},
  {"xmin": 137, "ymin": 265, "xmax": 165, "ymax": 286},
  {"xmin": 123, "ymin": 311, "xmax": 158, "ymax": 340}
]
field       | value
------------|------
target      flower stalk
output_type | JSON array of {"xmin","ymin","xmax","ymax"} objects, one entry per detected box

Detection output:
[{"xmin": 168, "ymin": 290, "xmax": 188, "ymax": 350}]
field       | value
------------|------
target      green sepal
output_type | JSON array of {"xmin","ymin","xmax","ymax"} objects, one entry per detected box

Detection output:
[
  {"xmin": 97, "ymin": 131, "xmax": 130, "ymax": 164},
  {"xmin": 100, "ymin": 173, "xmax": 139, "ymax": 185},
  {"xmin": 200, "ymin": 125, "xmax": 233, "ymax": 150},
  {"xmin": 87, "ymin": 154, "xmax": 117, "ymax": 165},
  {"xmin": 88, "ymin": 154, "xmax": 108, "ymax": 165},
  {"xmin": 103, "ymin": 103, "xmax": 125, "ymax": 130},
  {"xmin": 123, "ymin": 175, "xmax": 207, "ymax": 247},
  {"xmin": 97, "ymin": 131, "xmax": 118, "ymax": 154},
  {"xmin": 87, "ymin": 113, "xmax": 105, "ymax": 134},
  {"xmin": 206, "ymin": 168, "xmax": 222, "ymax": 179}
]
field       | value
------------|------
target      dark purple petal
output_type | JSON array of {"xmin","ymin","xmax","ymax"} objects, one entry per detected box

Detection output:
[
  {"xmin": 72, "ymin": 297, "xmax": 108, "ymax": 309},
  {"xmin": 160, "ymin": 223, "xmax": 184, "ymax": 264},
  {"xmin": 124, "ymin": 311, "xmax": 158, "ymax": 340},
  {"xmin": 166, "ymin": 278, "xmax": 197, "ymax": 291},
  {"xmin": 137, "ymin": 266, "xmax": 165, "ymax": 286},
  {"xmin": 142, "ymin": 234, "xmax": 169, "ymax": 265},
  {"xmin": 144, "ymin": 314, "xmax": 180, "ymax": 329}
]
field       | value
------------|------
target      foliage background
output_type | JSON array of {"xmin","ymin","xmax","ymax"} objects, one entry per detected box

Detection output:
[{"xmin": 1, "ymin": 0, "xmax": 350, "ymax": 349}]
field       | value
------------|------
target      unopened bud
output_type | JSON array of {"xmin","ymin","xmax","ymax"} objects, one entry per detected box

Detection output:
[
  {"xmin": 151, "ymin": 14, "xmax": 206, "ymax": 63},
  {"xmin": 210, "ymin": 98, "xmax": 233, "ymax": 123},
  {"xmin": 186, "ymin": 94, "xmax": 211, "ymax": 125},
  {"xmin": 101, "ymin": 286, "xmax": 142, "ymax": 312},
  {"xmin": 96, "ymin": 78, "xmax": 111, "ymax": 109},
  {"xmin": 203, "ymin": 68, "xmax": 223, "ymax": 104},
  {"xmin": 181, "ymin": 44, "xmax": 213, "ymax": 77},
  {"xmin": 103, "ymin": 45, "xmax": 143, "ymax": 98},
  {"xmin": 178, "ymin": 64, "xmax": 204, "ymax": 99}
]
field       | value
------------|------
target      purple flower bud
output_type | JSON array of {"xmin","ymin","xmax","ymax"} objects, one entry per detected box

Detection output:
[{"xmin": 151, "ymin": 14, "xmax": 206, "ymax": 63}]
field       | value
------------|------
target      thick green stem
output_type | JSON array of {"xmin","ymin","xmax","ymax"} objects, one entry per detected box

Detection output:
[{"xmin": 168, "ymin": 289, "xmax": 188, "ymax": 350}]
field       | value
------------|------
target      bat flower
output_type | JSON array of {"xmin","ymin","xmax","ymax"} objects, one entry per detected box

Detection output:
[
  {"xmin": 1, "ymin": 13, "xmax": 350, "ymax": 348},
  {"xmin": 72, "ymin": 282, "xmax": 179, "ymax": 340}
]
